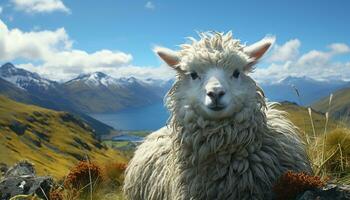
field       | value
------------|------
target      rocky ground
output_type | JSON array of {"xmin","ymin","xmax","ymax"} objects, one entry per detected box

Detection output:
[
  {"xmin": 0, "ymin": 161, "xmax": 52, "ymax": 200},
  {"xmin": 1, "ymin": 161, "xmax": 350, "ymax": 200}
]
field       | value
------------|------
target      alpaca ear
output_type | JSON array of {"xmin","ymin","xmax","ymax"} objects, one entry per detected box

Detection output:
[
  {"xmin": 244, "ymin": 36, "xmax": 275, "ymax": 68},
  {"xmin": 154, "ymin": 46, "xmax": 180, "ymax": 68}
]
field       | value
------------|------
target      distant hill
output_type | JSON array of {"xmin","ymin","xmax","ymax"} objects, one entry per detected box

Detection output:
[
  {"xmin": 312, "ymin": 87, "xmax": 350, "ymax": 123},
  {"xmin": 0, "ymin": 95, "xmax": 126, "ymax": 179},
  {"xmin": 261, "ymin": 76, "xmax": 349, "ymax": 105},
  {"xmin": 276, "ymin": 101, "xmax": 337, "ymax": 137}
]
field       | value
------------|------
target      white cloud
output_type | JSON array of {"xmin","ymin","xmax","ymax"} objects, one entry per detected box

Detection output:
[
  {"xmin": 328, "ymin": 43, "xmax": 350, "ymax": 54},
  {"xmin": 253, "ymin": 40, "xmax": 350, "ymax": 84},
  {"xmin": 4, "ymin": 18, "xmax": 348, "ymax": 84},
  {"xmin": 0, "ymin": 6, "xmax": 3, "ymax": 14},
  {"xmin": 0, "ymin": 20, "xmax": 72, "ymax": 61},
  {"xmin": 11, "ymin": 0, "xmax": 70, "ymax": 14},
  {"xmin": 145, "ymin": 1, "xmax": 155, "ymax": 10},
  {"xmin": 0, "ymin": 19, "xmax": 174, "ymax": 81},
  {"xmin": 268, "ymin": 39, "xmax": 301, "ymax": 62}
]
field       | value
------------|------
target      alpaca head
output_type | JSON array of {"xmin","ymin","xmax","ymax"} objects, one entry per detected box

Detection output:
[{"xmin": 156, "ymin": 32, "xmax": 274, "ymax": 120}]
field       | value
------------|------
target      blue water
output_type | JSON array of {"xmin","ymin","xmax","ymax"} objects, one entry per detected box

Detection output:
[
  {"xmin": 90, "ymin": 102, "xmax": 170, "ymax": 131},
  {"xmin": 112, "ymin": 135, "xmax": 144, "ymax": 142}
]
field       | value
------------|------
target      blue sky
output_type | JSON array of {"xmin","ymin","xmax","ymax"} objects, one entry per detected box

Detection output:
[{"xmin": 0, "ymin": 0, "xmax": 349, "ymax": 82}]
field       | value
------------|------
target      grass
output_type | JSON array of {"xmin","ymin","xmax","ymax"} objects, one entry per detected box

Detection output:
[
  {"xmin": 45, "ymin": 160, "xmax": 127, "ymax": 200},
  {"xmin": 126, "ymin": 130, "xmax": 150, "ymax": 137},
  {"xmin": 276, "ymin": 102, "xmax": 338, "ymax": 138},
  {"xmin": 102, "ymin": 140, "xmax": 136, "ymax": 160},
  {"xmin": 103, "ymin": 140, "xmax": 130, "ymax": 149},
  {"xmin": 291, "ymin": 92, "xmax": 350, "ymax": 184}
]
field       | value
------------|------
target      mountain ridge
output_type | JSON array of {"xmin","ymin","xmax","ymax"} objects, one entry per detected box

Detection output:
[
  {"xmin": 260, "ymin": 76, "xmax": 350, "ymax": 105},
  {"xmin": 312, "ymin": 87, "xmax": 350, "ymax": 123}
]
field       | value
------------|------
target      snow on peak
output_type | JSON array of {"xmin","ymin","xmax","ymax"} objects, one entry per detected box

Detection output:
[
  {"xmin": 67, "ymin": 71, "xmax": 173, "ymax": 88},
  {"xmin": 0, "ymin": 63, "xmax": 53, "ymax": 90},
  {"xmin": 70, "ymin": 72, "xmax": 122, "ymax": 87}
]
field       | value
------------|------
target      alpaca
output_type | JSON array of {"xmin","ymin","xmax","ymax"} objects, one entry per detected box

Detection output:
[{"xmin": 123, "ymin": 32, "xmax": 312, "ymax": 200}]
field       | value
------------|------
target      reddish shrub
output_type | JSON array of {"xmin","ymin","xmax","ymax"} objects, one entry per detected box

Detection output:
[
  {"xmin": 273, "ymin": 171, "xmax": 325, "ymax": 200},
  {"xmin": 49, "ymin": 187, "xmax": 64, "ymax": 200},
  {"xmin": 64, "ymin": 161, "xmax": 103, "ymax": 190}
]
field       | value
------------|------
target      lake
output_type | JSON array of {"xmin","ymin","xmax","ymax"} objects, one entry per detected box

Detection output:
[
  {"xmin": 90, "ymin": 102, "xmax": 170, "ymax": 131},
  {"xmin": 112, "ymin": 134, "xmax": 144, "ymax": 142}
]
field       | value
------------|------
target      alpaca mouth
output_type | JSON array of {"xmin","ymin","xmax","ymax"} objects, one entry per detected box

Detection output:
[{"xmin": 207, "ymin": 105, "xmax": 226, "ymax": 111}]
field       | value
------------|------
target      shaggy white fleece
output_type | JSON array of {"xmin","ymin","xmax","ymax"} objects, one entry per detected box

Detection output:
[{"xmin": 123, "ymin": 32, "xmax": 312, "ymax": 200}]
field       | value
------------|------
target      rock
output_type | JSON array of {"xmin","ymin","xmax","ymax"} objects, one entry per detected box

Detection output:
[
  {"xmin": 0, "ymin": 176, "xmax": 52, "ymax": 200},
  {"xmin": 297, "ymin": 184, "xmax": 350, "ymax": 200},
  {"xmin": 5, "ymin": 161, "xmax": 35, "ymax": 178},
  {"xmin": 0, "ymin": 161, "xmax": 53, "ymax": 200}
]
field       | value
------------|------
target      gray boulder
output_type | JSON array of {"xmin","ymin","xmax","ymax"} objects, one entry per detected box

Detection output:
[
  {"xmin": 0, "ymin": 161, "xmax": 52, "ymax": 200},
  {"xmin": 297, "ymin": 184, "xmax": 350, "ymax": 200}
]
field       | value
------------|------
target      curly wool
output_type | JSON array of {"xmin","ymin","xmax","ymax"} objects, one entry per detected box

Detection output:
[{"xmin": 123, "ymin": 33, "xmax": 312, "ymax": 200}]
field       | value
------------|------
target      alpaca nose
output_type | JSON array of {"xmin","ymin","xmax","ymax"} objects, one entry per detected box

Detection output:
[{"xmin": 207, "ymin": 89, "xmax": 226, "ymax": 102}]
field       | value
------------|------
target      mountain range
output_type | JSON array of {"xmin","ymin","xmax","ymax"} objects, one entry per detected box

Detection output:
[
  {"xmin": 63, "ymin": 72, "xmax": 172, "ymax": 113},
  {"xmin": 260, "ymin": 76, "xmax": 350, "ymax": 105},
  {"xmin": 1, "ymin": 62, "xmax": 350, "ymax": 133},
  {"xmin": 0, "ymin": 63, "xmax": 172, "ymax": 134}
]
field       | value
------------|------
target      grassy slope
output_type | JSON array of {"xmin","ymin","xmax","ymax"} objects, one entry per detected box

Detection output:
[
  {"xmin": 312, "ymin": 87, "xmax": 350, "ymax": 123},
  {"xmin": 0, "ymin": 95, "xmax": 127, "ymax": 179},
  {"xmin": 276, "ymin": 102, "xmax": 338, "ymax": 138}
]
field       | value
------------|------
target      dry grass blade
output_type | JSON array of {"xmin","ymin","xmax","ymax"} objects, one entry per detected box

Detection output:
[
  {"xmin": 338, "ymin": 143, "xmax": 344, "ymax": 171},
  {"xmin": 319, "ymin": 94, "xmax": 333, "ymax": 175},
  {"xmin": 315, "ymin": 145, "xmax": 339, "ymax": 176},
  {"xmin": 39, "ymin": 186, "xmax": 49, "ymax": 200},
  {"xmin": 308, "ymin": 108, "xmax": 317, "ymax": 143}
]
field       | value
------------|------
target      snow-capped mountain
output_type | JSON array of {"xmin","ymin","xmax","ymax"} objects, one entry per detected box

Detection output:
[
  {"xmin": 62, "ymin": 72, "xmax": 172, "ymax": 113},
  {"xmin": 66, "ymin": 72, "xmax": 125, "ymax": 88},
  {"xmin": 0, "ymin": 63, "xmax": 57, "ymax": 91},
  {"xmin": 0, "ymin": 63, "xmax": 75, "ymax": 111},
  {"xmin": 66, "ymin": 71, "xmax": 172, "ymax": 90},
  {"xmin": 3, "ymin": 62, "xmax": 349, "ymax": 114},
  {"xmin": 0, "ymin": 63, "xmax": 114, "ymax": 135}
]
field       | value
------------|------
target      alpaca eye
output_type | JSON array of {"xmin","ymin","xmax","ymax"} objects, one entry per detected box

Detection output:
[
  {"xmin": 190, "ymin": 72, "xmax": 199, "ymax": 80},
  {"xmin": 232, "ymin": 70, "xmax": 240, "ymax": 78}
]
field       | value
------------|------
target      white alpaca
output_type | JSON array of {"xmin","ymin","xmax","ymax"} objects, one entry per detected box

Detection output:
[{"xmin": 123, "ymin": 32, "xmax": 312, "ymax": 200}]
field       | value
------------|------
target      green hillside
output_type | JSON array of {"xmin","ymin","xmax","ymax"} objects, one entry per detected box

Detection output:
[
  {"xmin": 312, "ymin": 87, "xmax": 350, "ymax": 123},
  {"xmin": 0, "ymin": 95, "xmax": 127, "ymax": 179},
  {"xmin": 277, "ymin": 102, "xmax": 338, "ymax": 138}
]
